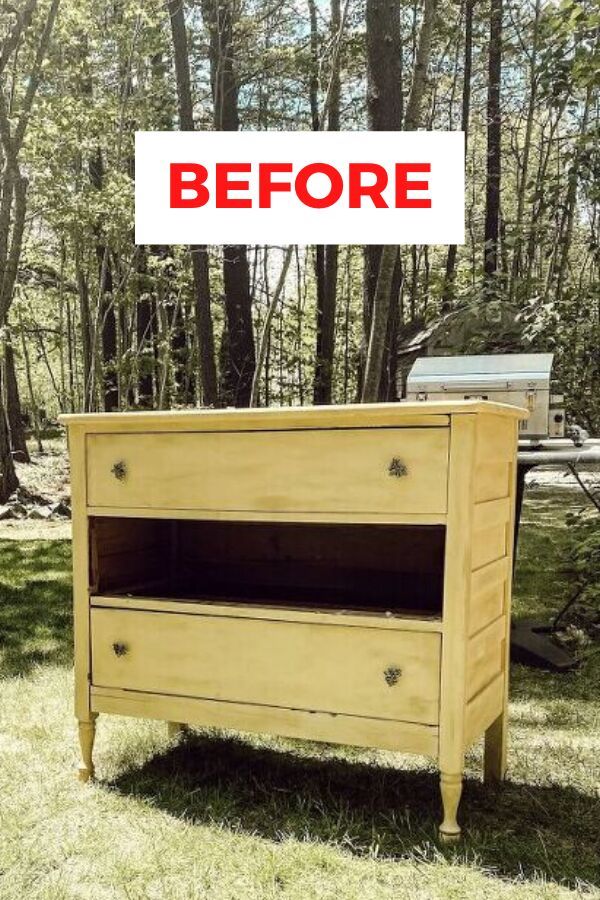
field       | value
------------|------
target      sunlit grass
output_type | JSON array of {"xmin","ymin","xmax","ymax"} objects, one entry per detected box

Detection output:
[{"xmin": 0, "ymin": 485, "xmax": 598, "ymax": 898}]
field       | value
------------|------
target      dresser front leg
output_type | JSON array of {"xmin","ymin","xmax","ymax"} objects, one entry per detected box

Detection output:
[
  {"xmin": 439, "ymin": 772, "xmax": 462, "ymax": 842},
  {"xmin": 78, "ymin": 715, "xmax": 97, "ymax": 783},
  {"xmin": 167, "ymin": 721, "xmax": 186, "ymax": 740},
  {"xmin": 484, "ymin": 712, "xmax": 507, "ymax": 784}
]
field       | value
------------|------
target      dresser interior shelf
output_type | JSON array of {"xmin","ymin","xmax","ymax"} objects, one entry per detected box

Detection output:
[{"xmin": 90, "ymin": 517, "xmax": 446, "ymax": 619}]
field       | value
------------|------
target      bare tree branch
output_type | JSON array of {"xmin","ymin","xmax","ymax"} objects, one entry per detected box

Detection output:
[
  {"xmin": 404, "ymin": 0, "xmax": 438, "ymax": 130},
  {"xmin": 250, "ymin": 245, "xmax": 294, "ymax": 407},
  {"xmin": 0, "ymin": 0, "xmax": 37, "ymax": 77},
  {"xmin": 14, "ymin": 0, "xmax": 61, "ymax": 150}
]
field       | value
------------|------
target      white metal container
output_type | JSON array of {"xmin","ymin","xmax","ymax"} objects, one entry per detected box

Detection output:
[{"xmin": 406, "ymin": 353, "xmax": 562, "ymax": 440}]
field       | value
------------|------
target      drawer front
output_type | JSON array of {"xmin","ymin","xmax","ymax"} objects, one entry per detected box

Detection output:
[
  {"xmin": 86, "ymin": 428, "xmax": 449, "ymax": 514},
  {"xmin": 91, "ymin": 608, "xmax": 441, "ymax": 724}
]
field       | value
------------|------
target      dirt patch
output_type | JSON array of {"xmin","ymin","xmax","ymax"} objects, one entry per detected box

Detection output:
[
  {"xmin": 0, "ymin": 520, "xmax": 71, "ymax": 540},
  {"xmin": 526, "ymin": 466, "xmax": 599, "ymax": 489},
  {"xmin": 0, "ymin": 438, "xmax": 71, "ymax": 539},
  {"xmin": 1, "ymin": 435, "xmax": 598, "ymax": 540},
  {"xmin": 14, "ymin": 438, "xmax": 70, "ymax": 503}
]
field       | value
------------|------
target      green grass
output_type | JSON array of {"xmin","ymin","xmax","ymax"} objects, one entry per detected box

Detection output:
[{"xmin": 0, "ymin": 488, "xmax": 599, "ymax": 899}]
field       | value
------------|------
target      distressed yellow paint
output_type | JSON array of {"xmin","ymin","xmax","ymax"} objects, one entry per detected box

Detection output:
[
  {"xmin": 61, "ymin": 400, "xmax": 523, "ymax": 840},
  {"xmin": 86, "ymin": 428, "xmax": 450, "ymax": 515},
  {"xmin": 91, "ymin": 607, "xmax": 441, "ymax": 723}
]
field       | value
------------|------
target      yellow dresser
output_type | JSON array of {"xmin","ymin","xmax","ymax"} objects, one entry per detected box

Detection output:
[{"xmin": 61, "ymin": 400, "xmax": 524, "ymax": 841}]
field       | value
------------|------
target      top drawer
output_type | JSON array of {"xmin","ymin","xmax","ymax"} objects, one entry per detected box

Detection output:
[{"xmin": 86, "ymin": 428, "xmax": 449, "ymax": 516}]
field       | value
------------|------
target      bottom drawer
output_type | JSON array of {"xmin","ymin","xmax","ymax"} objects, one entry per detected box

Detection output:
[{"xmin": 91, "ymin": 607, "xmax": 441, "ymax": 724}]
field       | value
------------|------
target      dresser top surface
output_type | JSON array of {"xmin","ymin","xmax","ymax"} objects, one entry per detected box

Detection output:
[{"xmin": 60, "ymin": 400, "xmax": 526, "ymax": 433}]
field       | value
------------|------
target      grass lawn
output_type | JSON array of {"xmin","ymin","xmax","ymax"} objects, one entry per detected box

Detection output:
[{"xmin": 0, "ymin": 486, "xmax": 598, "ymax": 899}]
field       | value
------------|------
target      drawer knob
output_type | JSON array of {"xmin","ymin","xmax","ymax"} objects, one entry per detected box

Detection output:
[
  {"xmin": 388, "ymin": 458, "xmax": 408, "ymax": 478},
  {"xmin": 384, "ymin": 665, "xmax": 402, "ymax": 686},
  {"xmin": 112, "ymin": 642, "xmax": 128, "ymax": 657},
  {"xmin": 111, "ymin": 460, "xmax": 127, "ymax": 481}
]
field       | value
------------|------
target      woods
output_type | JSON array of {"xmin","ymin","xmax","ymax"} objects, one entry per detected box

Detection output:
[{"xmin": 0, "ymin": 0, "xmax": 598, "ymax": 501}]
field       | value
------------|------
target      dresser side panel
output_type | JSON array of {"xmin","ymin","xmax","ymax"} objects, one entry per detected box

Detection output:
[
  {"xmin": 439, "ymin": 414, "xmax": 477, "ymax": 771},
  {"xmin": 465, "ymin": 415, "xmax": 519, "ymax": 749},
  {"xmin": 69, "ymin": 425, "xmax": 92, "ymax": 720}
]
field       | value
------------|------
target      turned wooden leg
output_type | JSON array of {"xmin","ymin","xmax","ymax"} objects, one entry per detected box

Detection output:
[
  {"xmin": 78, "ymin": 715, "xmax": 97, "ymax": 783},
  {"xmin": 167, "ymin": 722, "xmax": 186, "ymax": 740},
  {"xmin": 439, "ymin": 772, "xmax": 462, "ymax": 842},
  {"xmin": 484, "ymin": 712, "xmax": 507, "ymax": 784}
]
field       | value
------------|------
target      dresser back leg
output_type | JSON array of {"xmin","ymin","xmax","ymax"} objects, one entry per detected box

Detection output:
[
  {"xmin": 167, "ymin": 722, "xmax": 187, "ymax": 740},
  {"xmin": 484, "ymin": 711, "xmax": 507, "ymax": 783},
  {"xmin": 439, "ymin": 772, "xmax": 463, "ymax": 842},
  {"xmin": 78, "ymin": 715, "xmax": 97, "ymax": 782}
]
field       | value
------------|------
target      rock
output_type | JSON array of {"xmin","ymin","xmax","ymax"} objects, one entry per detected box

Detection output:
[
  {"xmin": 14, "ymin": 485, "xmax": 46, "ymax": 505},
  {"xmin": 7, "ymin": 502, "xmax": 27, "ymax": 519},
  {"xmin": 11, "ymin": 450, "xmax": 29, "ymax": 463},
  {"xmin": 0, "ymin": 505, "xmax": 14, "ymax": 520},
  {"xmin": 50, "ymin": 499, "xmax": 71, "ymax": 519},
  {"xmin": 27, "ymin": 506, "xmax": 52, "ymax": 520}
]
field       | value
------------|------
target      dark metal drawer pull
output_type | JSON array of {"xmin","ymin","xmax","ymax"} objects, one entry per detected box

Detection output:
[
  {"xmin": 112, "ymin": 642, "xmax": 128, "ymax": 657},
  {"xmin": 111, "ymin": 460, "xmax": 127, "ymax": 481},
  {"xmin": 388, "ymin": 458, "xmax": 408, "ymax": 478},
  {"xmin": 384, "ymin": 665, "xmax": 402, "ymax": 686}
]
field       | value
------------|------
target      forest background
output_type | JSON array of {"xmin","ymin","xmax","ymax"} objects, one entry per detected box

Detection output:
[{"xmin": 0, "ymin": 0, "xmax": 598, "ymax": 501}]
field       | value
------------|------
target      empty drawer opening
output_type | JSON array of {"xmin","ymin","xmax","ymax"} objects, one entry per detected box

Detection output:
[{"xmin": 90, "ymin": 518, "xmax": 445, "ymax": 618}]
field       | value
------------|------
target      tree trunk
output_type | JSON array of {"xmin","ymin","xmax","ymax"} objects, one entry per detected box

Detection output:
[
  {"xmin": 0, "ymin": 167, "xmax": 26, "ymax": 330},
  {"xmin": 201, "ymin": 0, "xmax": 255, "ymax": 407},
  {"xmin": 309, "ymin": 1, "xmax": 327, "ymax": 403},
  {"xmin": 402, "ymin": 0, "xmax": 437, "ymax": 378},
  {"xmin": 442, "ymin": 0, "xmax": 474, "ymax": 311},
  {"xmin": 75, "ymin": 242, "xmax": 94, "ymax": 411},
  {"xmin": 307, "ymin": 0, "xmax": 320, "ymax": 131},
  {"xmin": 0, "ymin": 167, "xmax": 28, "ymax": 453},
  {"xmin": 508, "ymin": 0, "xmax": 540, "ymax": 303},
  {"xmin": 165, "ymin": 285, "xmax": 188, "ymax": 404},
  {"xmin": 3, "ymin": 342, "xmax": 29, "ymax": 461},
  {"xmin": 136, "ymin": 301, "xmax": 154, "ymax": 407},
  {"xmin": 484, "ymin": 0, "xmax": 503, "ymax": 290},
  {"xmin": 88, "ymin": 148, "xmax": 118, "ymax": 411},
  {"xmin": 523, "ymin": 100, "xmax": 566, "ymax": 299},
  {"xmin": 0, "ymin": 0, "xmax": 58, "ymax": 492},
  {"xmin": 98, "ymin": 246, "xmax": 118, "ymax": 412},
  {"xmin": 313, "ymin": 0, "xmax": 342, "ymax": 406},
  {"xmin": 366, "ymin": 0, "xmax": 403, "ymax": 131},
  {"xmin": 0, "ymin": 0, "xmax": 59, "ymax": 331},
  {"xmin": 313, "ymin": 243, "xmax": 338, "ymax": 404},
  {"xmin": 362, "ymin": 0, "xmax": 436, "ymax": 401},
  {"xmin": 361, "ymin": 246, "xmax": 398, "ymax": 402},
  {"xmin": 555, "ymin": 85, "xmax": 592, "ymax": 305},
  {"xmin": 168, "ymin": 0, "xmax": 218, "ymax": 406},
  {"xmin": 251, "ymin": 246, "xmax": 294, "ymax": 407},
  {"xmin": 0, "ymin": 396, "xmax": 18, "ymax": 502},
  {"xmin": 222, "ymin": 245, "xmax": 256, "ymax": 407},
  {"xmin": 381, "ymin": 254, "xmax": 403, "ymax": 400},
  {"xmin": 168, "ymin": 0, "xmax": 194, "ymax": 130},
  {"xmin": 135, "ymin": 247, "xmax": 154, "ymax": 407},
  {"xmin": 57, "ymin": 240, "xmax": 67, "ymax": 411},
  {"xmin": 360, "ymin": 0, "xmax": 403, "ymax": 399},
  {"xmin": 19, "ymin": 309, "xmax": 42, "ymax": 452},
  {"xmin": 403, "ymin": 0, "xmax": 438, "ymax": 131}
]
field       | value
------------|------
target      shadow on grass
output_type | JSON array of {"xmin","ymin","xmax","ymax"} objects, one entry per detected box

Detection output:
[
  {"xmin": 110, "ymin": 731, "xmax": 599, "ymax": 888},
  {"xmin": 511, "ymin": 485, "xmax": 600, "ymax": 703},
  {"xmin": 0, "ymin": 540, "xmax": 72, "ymax": 677},
  {"xmin": 3, "ymin": 521, "xmax": 598, "ymax": 887}
]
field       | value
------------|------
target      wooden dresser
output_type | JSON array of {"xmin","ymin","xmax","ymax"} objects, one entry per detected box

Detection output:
[{"xmin": 61, "ymin": 400, "xmax": 524, "ymax": 841}]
